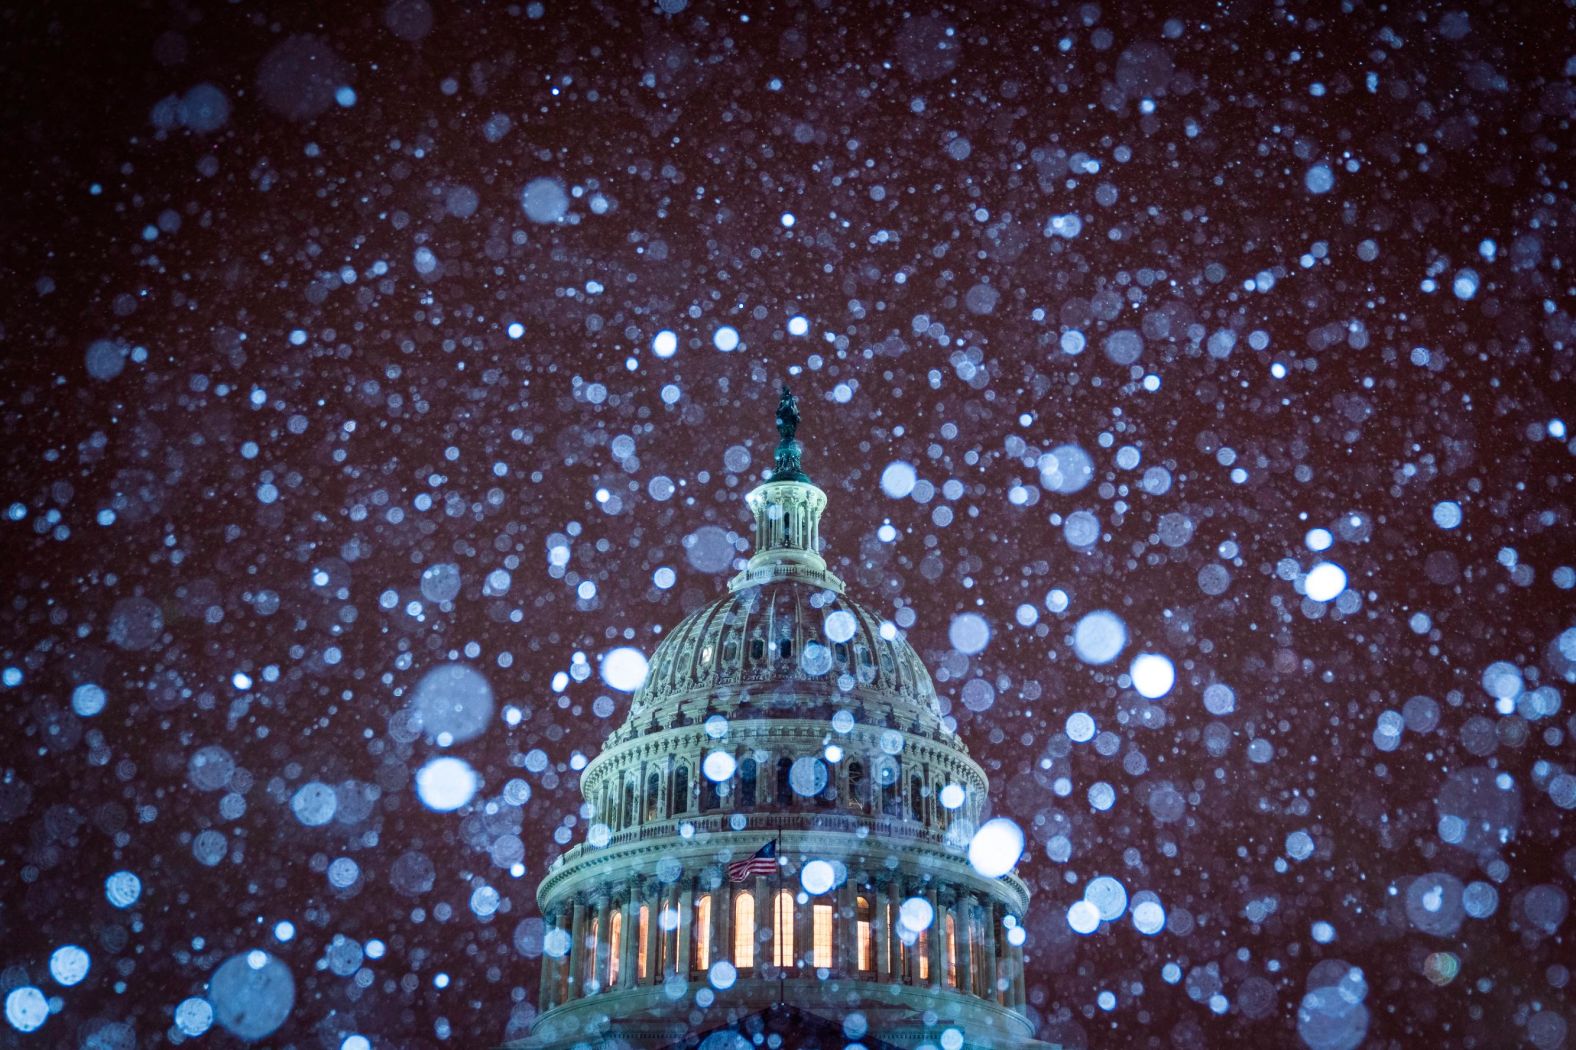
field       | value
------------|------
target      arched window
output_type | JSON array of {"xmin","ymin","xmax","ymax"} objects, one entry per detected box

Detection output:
[
  {"xmin": 812, "ymin": 902, "xmax": 833, "ymax": 968},
  {"xmin": 645, "ymin": 772, "xmax": 661, "ymax": 822},
  {"xmin": 773, "ymin": 889, "xmax": 795, "ymax": 967},
  {"xmin": 733, "ymin": 893, "xmax": 755, "ymax": 970},
  {"xmin": 856, "ymin": 896, "xmax": 874, "ymax": 972},
  {"xmin": 607, "ymin": 909, "xmax": 622, "ymax": 987},
  {"xmin": 694, "ymin": 894, "xmax": 712, "ymax": 971},
  {"xmin": 881, "ymin": 764, "xmax": 901, "ymax": 818},
  {"xmin": 622, "ymin": 782, "xmax": 634, "ymax": 828},
  {"xmin": 672, "ymin": 764, "xmax": 689, "ymax": 816},
  {"xmin": 740, "ymin": 758, "xmax": 758, "ymax": 807},
  {"xmin": 636, "ymin": 904, "xmax": 650, "ymax": 981},
  {"xmin": 910, "ymin": 777, "xmax": 924, "ymax": 822},
  {"xmin": 848, "ymin": 761, "xmax": 866, "ymax": 813},
  {"xmin": 855, "ymin": 645, "xmax": 874, "ymax": 681},
  {"xmin": 776, "ymin": 757, "xmax": 793, "ymax": 804}
]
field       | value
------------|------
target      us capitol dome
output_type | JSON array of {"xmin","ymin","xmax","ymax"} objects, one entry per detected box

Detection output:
[{"xmin": 515, "ymin": 389, "xmax": 1046, "ymax": 1050}]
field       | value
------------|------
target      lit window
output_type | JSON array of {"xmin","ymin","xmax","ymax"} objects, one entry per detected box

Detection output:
[
  {"xmin": 734, "ymin": 893, "xmax": 755, "ymax": 969},
  {"xmin": 774, "ymin": 890, "xmax": 795, "ymax": 967},
  {"xmin": 608, "ymin": 910, "xmax": 622, "ymax": 986},
  {"xmin": 813, "ymin": 903, "xmax": 833, "ymax": 969},
  {"xmin": 856, "ymin": 896, "xmax": 873, "ymax": 972},
  {"xmin": 637, "ymin": 905, "xmax": 649, "ymax": 981},
  {"xmin": 695, "ymin": 894, "xmax": 712, "ymax": 971},
  {"xmin": 917, "ymin": 930, "xmax": 930, "ymax": 981}
]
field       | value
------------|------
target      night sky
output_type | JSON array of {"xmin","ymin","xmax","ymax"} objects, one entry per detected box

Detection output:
[{"xmin": 3, "ymin": 1, "xmax": 1575, "ymax": 1047}]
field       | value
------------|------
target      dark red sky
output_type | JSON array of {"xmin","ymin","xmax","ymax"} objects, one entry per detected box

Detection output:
[{"xmin": 3, "ymin": 1, "xmax": 1573, "ymax": 1047}]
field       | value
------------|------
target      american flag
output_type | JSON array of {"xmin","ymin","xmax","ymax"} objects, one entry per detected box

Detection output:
[{"xmin": 726, "ymin": 839, "xmax": 778, "ymax": 883}]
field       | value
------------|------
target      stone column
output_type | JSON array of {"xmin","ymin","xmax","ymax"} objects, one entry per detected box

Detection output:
[
  {"xmin": 754, "ymin": 875, "xmax": 772, "ymax": 973},
  {"xmin": 675, "ymin": 881, "xmax": 694, "ymax": 979},
  {"xmin": 618, "ymin": 891, "xmax": 639, "ymax": 990},
  {"xmin": 567, "ymin": 899, "xmax": 587, "ymax": 1000},
  {"xmin": 794, "ymin": 881, "xmax": 813, "ymax": 971},
  {"xmin": 665, "ymin": 876, "xmax": 683, "ymax": 977},
  {"xmin": 895, "ymin": 876, "xmax": 907, "ymax": 983},
  {"xmin": 592, "ymin": 895, "xmax": 612, "ymax": 993},
  {"xmin": 559, "ymin": 909, "xmax": 574, "ymax": 1002},
  {"xmin": 982, "ymin": 901, "xmax": 999, "ymax": 1003},
  {"xmin": 1009, "ymin": 934, "xmax": 1026, "ymax": 1009},
  {"xmin": 715, "ymin": 880, "xmax": 731, "ymax": 972},
  {"xmin": 836, "ymin": 881, "xmax": 856, "ymax": 974},
  {"xmin": 951, "ymin": 895, "xmax": 964, "ymax": 996},
  {"xmin": 929, "ymin": 886, "xmax": 946, "ymax": 990},
  {"xmin": 538, "ymin": 906, "xmax": 558, "ymax": 1010},
  {"xmin": 873, "ymin": 879, "xmax": 890, "ymax": 980}
]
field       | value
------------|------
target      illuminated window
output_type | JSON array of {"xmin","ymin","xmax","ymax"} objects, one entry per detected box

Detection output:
[
  {"xmin": 917, "ymin": 929, "xmax": 930, "ymax": 981},
  {"xmin": 946, "ymin": 913, "xmax": 958, "ymax": 988},
  {"xmin": 812, "ymin": 903, "xmax": 833, "ymax": 969},
  {"xmin": 694, "ymin": 894, "xmax": 712, "ymax": 971},
  {"xmin": 774, "ymin": 889, "xmax": 795, "ymax": 967},
  {"xmin": 586, "ymin": 914, "xmax": 600, "ymax": 987},
  {"xmin": 607, "ymin": 909, "xmax": 622, "ymax": 986},
  {"xmin": 856, "ymin": 896, "xmax": 873, "ymax": 972},
  {"xmin": 637, "ymin": 905, "xmax": 649, "ymax": 980},
  {"xmin": 733, "ymin": 893, "xmax": 755, "ymax": 969}
]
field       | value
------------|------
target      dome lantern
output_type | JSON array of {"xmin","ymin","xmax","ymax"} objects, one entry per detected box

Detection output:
[{"xmin": 730, "ymin": 385, "xmax": 845, "ymax": 594}]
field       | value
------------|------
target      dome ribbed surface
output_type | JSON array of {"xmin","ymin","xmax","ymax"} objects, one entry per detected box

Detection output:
[{"xmin": 608, "ymin": 579, "xmax": 944, "ymax": 744}]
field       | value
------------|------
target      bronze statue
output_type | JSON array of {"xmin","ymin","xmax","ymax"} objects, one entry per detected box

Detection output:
[
  {"xmin": 770, "ymin": 383, "xmax": 809, "ymax": 482},
  {"xmin": 775, "ymin": 383, "xmax": 799, "ymax": 444}
]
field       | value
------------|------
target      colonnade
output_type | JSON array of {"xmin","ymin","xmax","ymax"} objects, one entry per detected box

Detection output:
[{"xmin": 538, "ymin": 869, "xmax": 1027, "ymax": 1016}]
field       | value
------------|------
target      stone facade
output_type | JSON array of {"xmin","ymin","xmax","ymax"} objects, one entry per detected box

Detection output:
[{"xmin": 515, "ymin": 433, "xmax": 1045, "ymax": 1049}]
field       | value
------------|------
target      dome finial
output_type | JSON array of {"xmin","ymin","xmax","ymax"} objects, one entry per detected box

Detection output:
[{"xmin": 771, "ymin": 383, "xmax": 810, "ymax": 482}]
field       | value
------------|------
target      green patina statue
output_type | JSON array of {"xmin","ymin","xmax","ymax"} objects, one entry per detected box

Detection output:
[{"xmin": 771, "ymin": 383, "xmax": 810, "ymax": 482}]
